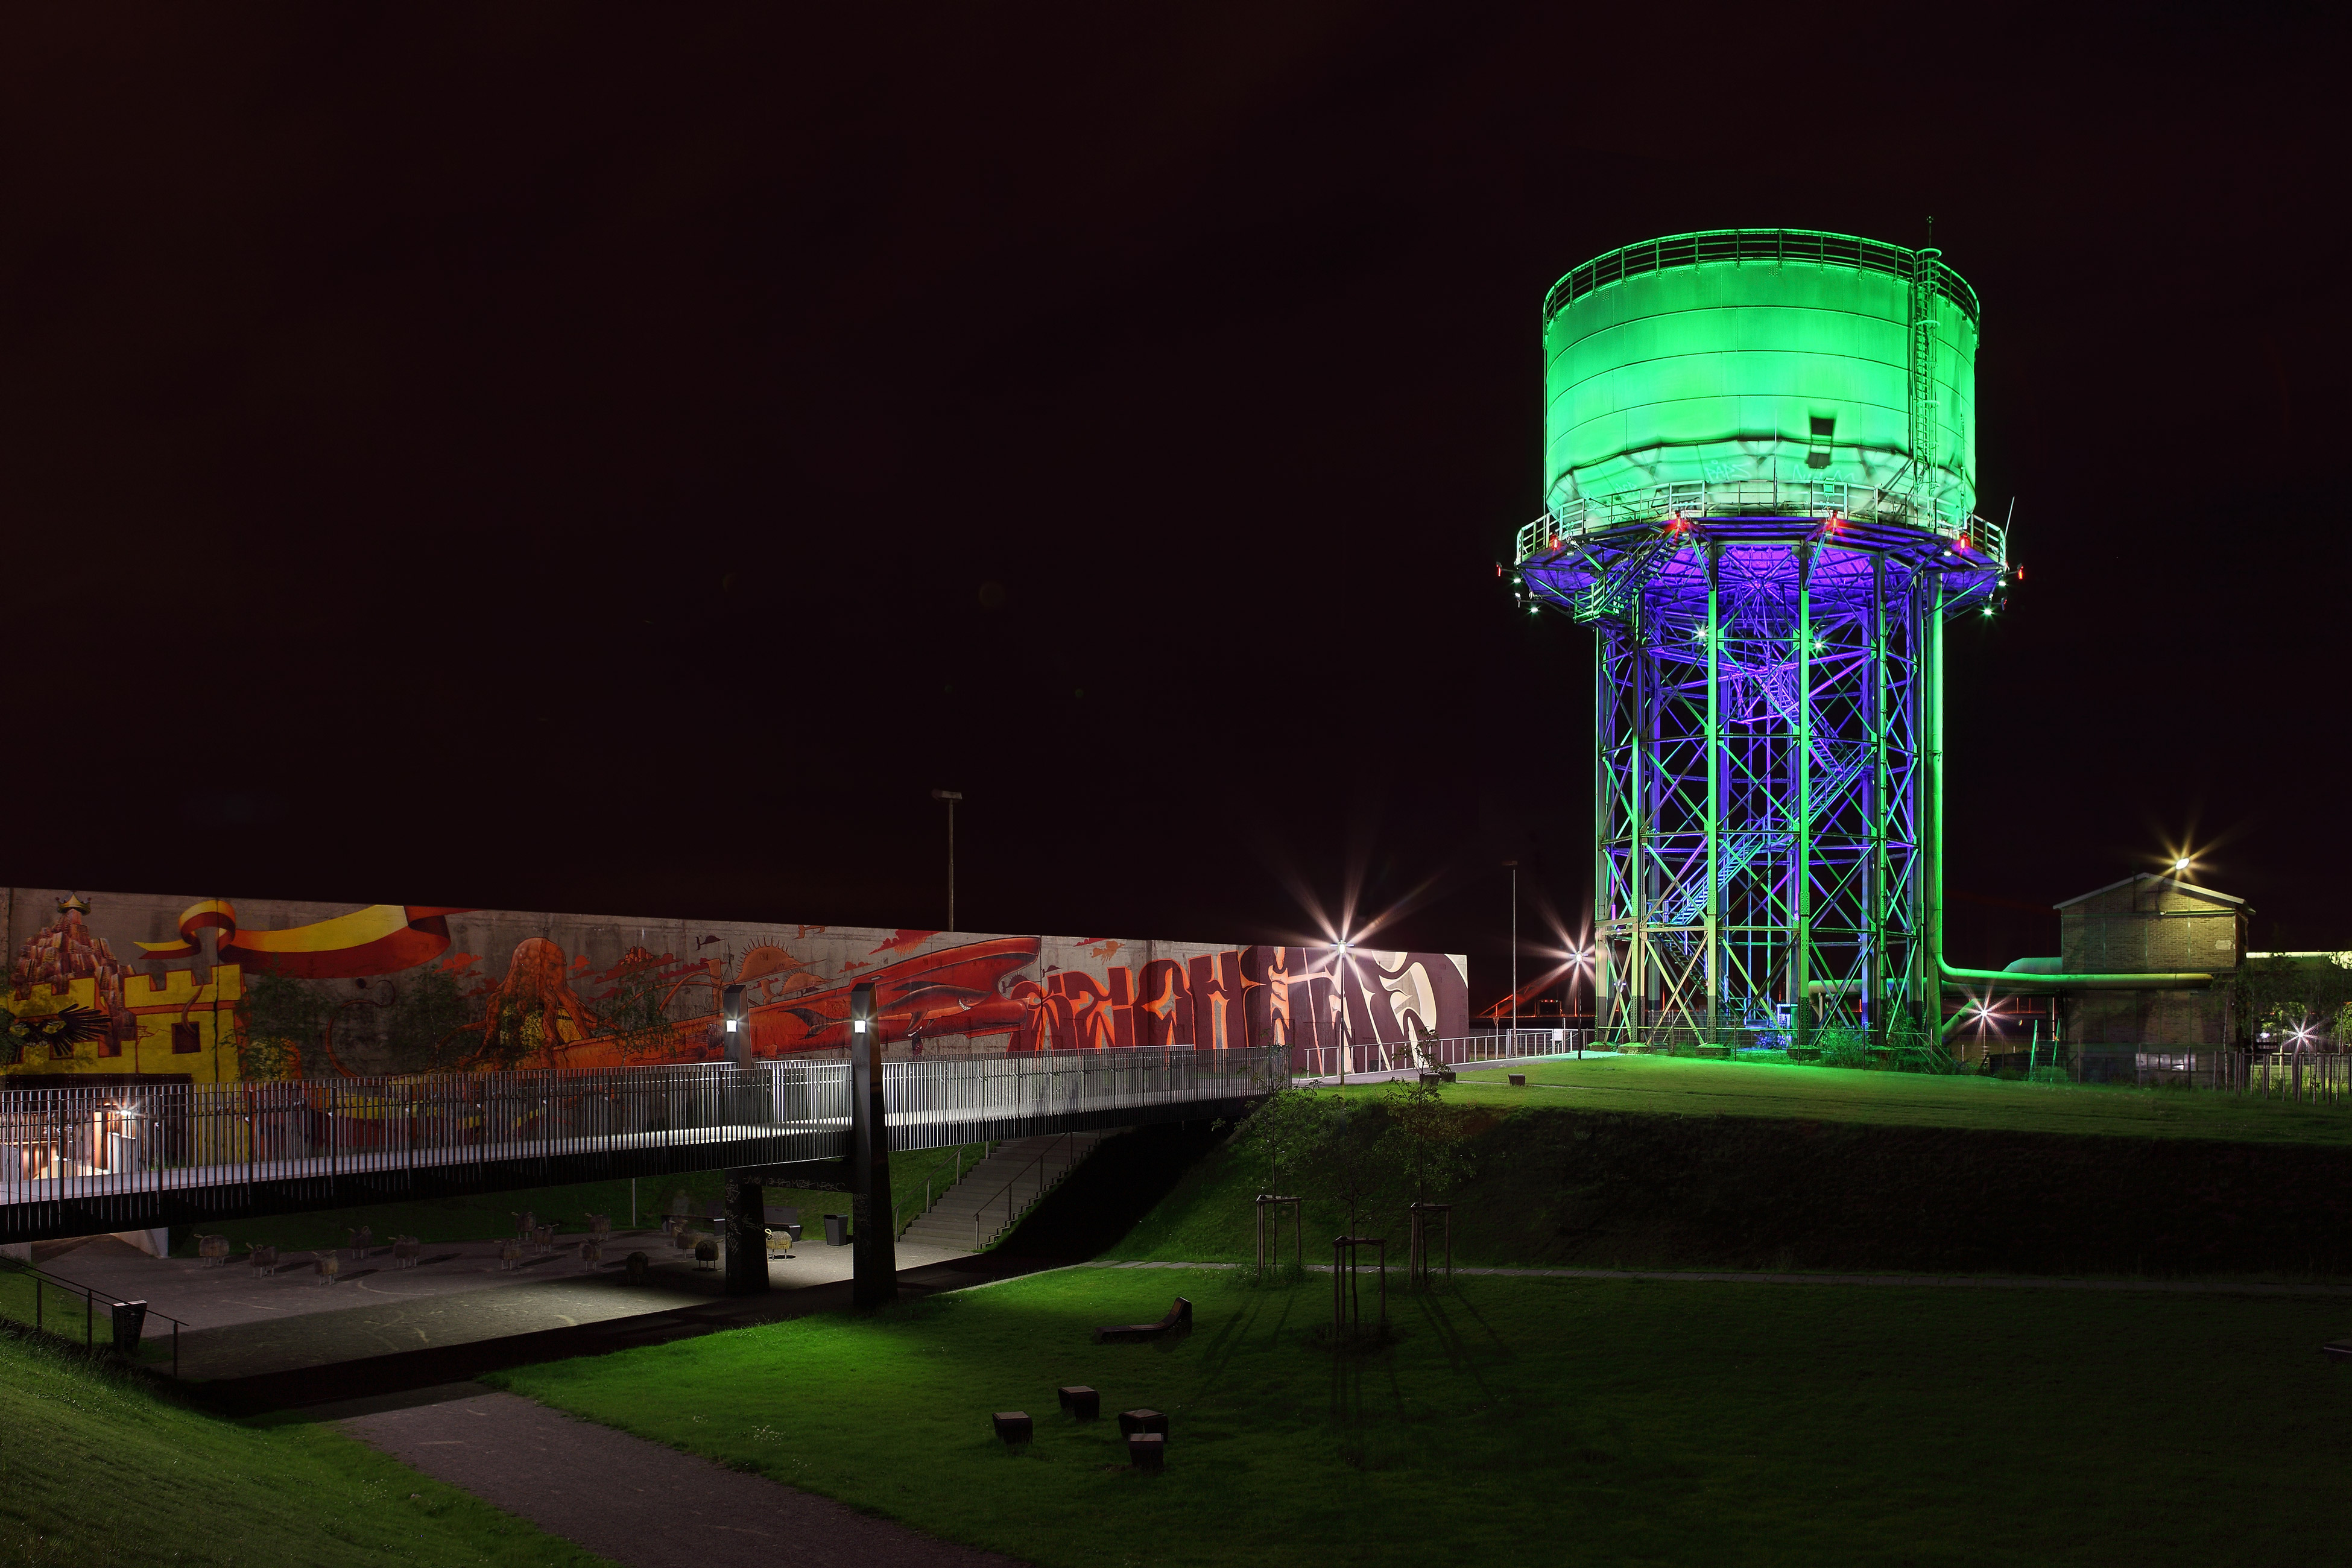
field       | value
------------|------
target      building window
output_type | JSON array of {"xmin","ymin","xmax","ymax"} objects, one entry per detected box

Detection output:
[
  {"xmin": 171, "ymin": 1022, "xmax": 201, "ymax": 1054},
  {"xmin": 1807, "ymin": 414, "xmax": 1836, "ymax": 469}
]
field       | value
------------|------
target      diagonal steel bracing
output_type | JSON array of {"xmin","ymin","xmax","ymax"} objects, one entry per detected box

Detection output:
[{"xmin": 1526, "ymin": 510, "xmax": 2002, "ymax": 1050}]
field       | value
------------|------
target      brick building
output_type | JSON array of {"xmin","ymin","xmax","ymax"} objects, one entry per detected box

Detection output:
[{"xmin": 2054, "ymin": 873, "xmax": 2246, "ymax": 1060}]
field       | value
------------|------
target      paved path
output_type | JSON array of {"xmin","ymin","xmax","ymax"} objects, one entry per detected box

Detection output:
[
  {"xmin": 1087, "ymin": 1258, "xmax": 2352, "ymax": 1298},
  {"xmin": 197, "ymin": 1254, "xmax": 1046, "ymax": 1417},
  {"xmin": 34, "ymin": 1231, "xmax": 971, "ymax": 1381},
  {"xmin": 341, "ymin": 1388, "xmax": 1020, "ymax": 1568}
]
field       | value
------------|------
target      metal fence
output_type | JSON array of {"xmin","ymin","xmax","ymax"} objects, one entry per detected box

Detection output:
[
  {"xmin": 1516, "ymin": 482, "xmax": 2003, "ymax": 563},
  {"xmin": 1, "ymin": 1048, "xmax": 1279, "ymax": 1241},
  {"xmin": 884, "ymin": 1046, "xmax": 1282, "ymax": 1149},
  {"xmin": 1416, "ymin": 1031, "xmax": 1594, "ymax": 1068},
  {"xmin": 2242, "ymin": 1050, "xmax": 2352, "ymax": 1104}
]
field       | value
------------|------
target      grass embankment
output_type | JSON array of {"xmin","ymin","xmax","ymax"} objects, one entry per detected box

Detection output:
[
  {"xmin": 168, "ymin": 1142, "xmax": 988, "ymax": 1257},
  {"xmin": 497, "ymin": 1266, "xmax": 2352, "ymax": 1568},
  {"xmin": 1446, "ymin": 1054, "xmax": 2352, "ymax": 1145},
  {"xmin": 1105, "ymin": 1060, "xmax": 2352, "ymax": 1277},
  {"xmin": 0, "ymin": 1327, "xmax": 605, "ymax": 1567}
]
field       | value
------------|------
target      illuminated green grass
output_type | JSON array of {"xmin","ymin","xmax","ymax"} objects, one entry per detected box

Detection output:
[
  {"xmin": 0, "ymin": 1329, "xmax": 607, "ymax": 1567},
  {"xmin": 495, "ymin": 1266, "xmax": 2352, "ymax": 1567},
  {"xmin": 1442, "ymin": 1052, "xmax": 2352, "ymax": 1145}
]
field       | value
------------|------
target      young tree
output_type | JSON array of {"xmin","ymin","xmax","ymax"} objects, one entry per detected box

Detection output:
[
  {"xmin": 1232, "ymin": 1084, "xmax": 1337, "ymax": 1195},
  {"xmin": 1378, "ymin": 1078, "xmax": 1473, "ymax": 1284},
  {"xmin": 1377, "ymin": 1078, "xmax": 1473, "ymax": 1208}
]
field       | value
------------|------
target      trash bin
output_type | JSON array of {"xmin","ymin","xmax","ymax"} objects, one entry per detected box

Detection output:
[
  {"xmin": 822, "ymin": 1213, "xmax": 849, "ymax": 1247},
  {"xmin": 110, "ymin": 1299, "xmax": 148, "ymax": 1356}
]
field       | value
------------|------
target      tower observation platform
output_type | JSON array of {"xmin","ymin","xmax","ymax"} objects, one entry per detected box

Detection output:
[{"xmin": 1511, "ymin": 229, "xmax": 2014, "ymax": 1054}]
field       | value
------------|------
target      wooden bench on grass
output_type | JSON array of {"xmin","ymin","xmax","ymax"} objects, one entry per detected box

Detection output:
[{"xmin": 1094, "ymin": 1297, "xmax": 1192, "ymax": 1344}]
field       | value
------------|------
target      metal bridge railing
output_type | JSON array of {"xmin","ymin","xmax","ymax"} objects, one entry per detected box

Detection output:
[
  {"xmin": 0, "ymin": 1062, "xmax": 850, "ymax": 1219},
  {"xmin": 0, "ymin": 1049, "xmax": 1281, "ymax": 1236},
  {"xmin": 884, "ymin": 1047, "xmax": 1284, "ymax": 1149}
]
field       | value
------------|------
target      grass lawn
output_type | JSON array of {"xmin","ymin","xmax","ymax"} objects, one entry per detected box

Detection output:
[
  {"xmin": 1105, "ymin": 1063, "xmax": 2352, "ymax": 1277},
  {"xmin": 495, "ymin": 1266, "xmax": 2352, "ymax": 1567},
  {"xmin": 167, "ymin": 1142, "xmax": 989, "ymax": 1257},
  {"xmin": 1441, "ymin": 1052, "xmax": 2352, "ymax": 1145},
  {"xmin": 0, "ymin": 1328, "xmax": 607, "ymax": 1567}
]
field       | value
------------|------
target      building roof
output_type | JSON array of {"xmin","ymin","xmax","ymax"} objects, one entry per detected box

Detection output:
[{"xmin": 2052, "ymin": 873, "xmax": 2245, "ymax": 911}]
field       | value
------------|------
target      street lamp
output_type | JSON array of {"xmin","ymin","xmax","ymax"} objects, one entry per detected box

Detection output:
[
  {"xmin": 1502, "ymin": 861, "xmax": 1519, "ymax": 1054},
  {"xmin": 931, "ymin": 789, "xmax": 963, "ymax": 929},
  {"xmin": 1332, "ymin": 938, "xmax": 1355, "ymax": 1083}
]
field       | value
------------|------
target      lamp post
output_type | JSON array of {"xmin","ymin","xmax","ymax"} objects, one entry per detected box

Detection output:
[
  {"xmin": 931, "ymin": 789, "xmax": 963, "ymax": 930},
  {"xmin": 1332, "ymin": 939, "xmax": 1353, "ymax": 1083},
  {"xmin": 1502, "ymin": 861, "xmax": 1519, "ymax": 1054}
]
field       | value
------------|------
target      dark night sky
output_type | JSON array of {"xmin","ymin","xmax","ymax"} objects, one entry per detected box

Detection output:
[{"xmin": 2, "ymin": 5, "xmax": 2344, "ymax": 1011}]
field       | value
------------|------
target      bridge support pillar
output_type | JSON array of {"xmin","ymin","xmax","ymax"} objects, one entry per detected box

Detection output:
[
  {"xmin": 850, "ymin": 982, "xmax": 897, "ymax": 1309},
  {"xmin": 722, "ymin": 1172, "xmax": 769, "ymax": 1298}
]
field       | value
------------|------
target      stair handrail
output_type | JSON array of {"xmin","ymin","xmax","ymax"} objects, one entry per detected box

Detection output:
[
  {"xmin": 0, "ymin": 1255, "xmax": 188, "ymax": 1377},
  {"xmin": 971, "ymin": 1131, "xmax": 1078, "ymax": 1250}
]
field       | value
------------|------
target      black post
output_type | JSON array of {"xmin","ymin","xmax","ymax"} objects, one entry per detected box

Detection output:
[
  {"xmin": 850, "ymin": 982, "xmax": 897, "ymax": 1308},
  {"xmin": 722, "ymin": 1171, "xmax": 768, "ymax": 1297}
]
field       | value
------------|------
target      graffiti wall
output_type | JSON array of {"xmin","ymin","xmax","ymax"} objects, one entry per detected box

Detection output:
[{"xmin": 0, "ymin": 889, "xmax": 1468, "ymax": 1084}]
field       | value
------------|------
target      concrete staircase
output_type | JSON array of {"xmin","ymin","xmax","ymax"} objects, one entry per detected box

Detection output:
[{"xmin": 899, "ymin": 1130, "xmax": 1121, "ymax": 1253}]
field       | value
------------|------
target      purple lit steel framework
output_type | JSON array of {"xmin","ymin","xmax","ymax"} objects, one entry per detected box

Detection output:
[
  {"xmin": 1536, "ymin": 511, "xmax": 2001, "ymax": 1046},
  {"xmin": 1516, "ymin": 233, "xmax": 2009, "ymax": 1049}
]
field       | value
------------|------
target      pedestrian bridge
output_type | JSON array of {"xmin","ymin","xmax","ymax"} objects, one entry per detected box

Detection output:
[{"xmin": 0, "ymin": 1048, "xmax": 1280, "ymax": 1245}]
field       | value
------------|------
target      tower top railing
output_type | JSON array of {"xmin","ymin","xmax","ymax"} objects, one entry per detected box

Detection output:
[
  {"xmin": 1515, "ymin": 481, "xmax": 2003, "ymax": 567},
  {"xmin": 1543, "ymin": 229, "xmax": 1981, "ymax": 328}
]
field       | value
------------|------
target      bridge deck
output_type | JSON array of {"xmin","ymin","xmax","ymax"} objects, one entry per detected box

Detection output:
[{"xmin": 1, "ymin": 1048, "xmax": 1278, "ymax": 1243}]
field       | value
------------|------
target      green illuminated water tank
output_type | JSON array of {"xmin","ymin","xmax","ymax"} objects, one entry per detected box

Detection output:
[{"xmin": 1543, "ymin": 230, "xmax": 1980, "ymax": 523}]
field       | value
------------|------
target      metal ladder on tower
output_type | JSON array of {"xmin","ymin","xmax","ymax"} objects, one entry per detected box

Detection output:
[
  {"xmin": 1906, "ymin": 244, "xmax": 1939, "ymax": 508},
  {"xmin": 1575, "ymin": 522, "xmax": 1686, "ymax": 620}
]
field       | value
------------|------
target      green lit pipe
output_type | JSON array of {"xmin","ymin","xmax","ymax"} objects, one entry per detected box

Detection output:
[
  {"xmin": 1938, "ymin": 963, "xmax": 2212, "ymax": 992},
  {"xmin": 1923, "ymin": 627, "xmax": 2214, "ymax": 1003}
]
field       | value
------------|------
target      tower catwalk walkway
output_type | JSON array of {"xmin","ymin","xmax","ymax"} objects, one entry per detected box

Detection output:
[{"xmin": 0, "ymin": 1047, "xmax": 1280, "ymax": 1245}]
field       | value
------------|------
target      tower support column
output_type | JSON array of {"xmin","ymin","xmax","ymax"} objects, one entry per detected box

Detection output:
[
  {"xmin": 1704, "ymin": 545, "xmax": 1722, "ymax": 1041},
  {"xmin": 722, "ymin": 1172, "xmax": 768, "ymax": 1297},
  {"xmin": 1792, "ymin": 545, "xmax": 1814, "ymax": 1052}
]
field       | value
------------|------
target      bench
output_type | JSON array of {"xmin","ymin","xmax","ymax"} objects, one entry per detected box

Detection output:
[{"xmin": 1094, "ymin": 1297, "xmax": 1192, "ymax": 1344}]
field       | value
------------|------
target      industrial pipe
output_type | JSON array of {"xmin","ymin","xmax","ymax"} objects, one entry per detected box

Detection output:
[
  {"xmin": 1938, "ymin": 962, "xmax": 2213, "ymax": 993},
  {"xmin": 1921, "ymin": 605, "xmax": 2215, "ymax": 1013}
]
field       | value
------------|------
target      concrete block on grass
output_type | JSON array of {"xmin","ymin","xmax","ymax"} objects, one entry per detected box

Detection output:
[
  {"xmin": 992, "ymin": 1412, "xmax": 1032, "ymax": 1444},
  {"xmin": 1057, "ymin": 1385, "xmax": 1099, "ymax": 1420},
  {"xmin": 1117, "ymin": 1408, "xmax": 1168, "ymax": 1437},
  {"xmin": 1127, "ymin": 1431, "xmax": 1166, "ymax": 1470}
]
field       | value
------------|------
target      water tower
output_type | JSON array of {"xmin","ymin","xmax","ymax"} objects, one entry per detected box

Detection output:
[{"xmin": 1512, "ymin": 230, "xmax": 2011, "ymax": 1049}]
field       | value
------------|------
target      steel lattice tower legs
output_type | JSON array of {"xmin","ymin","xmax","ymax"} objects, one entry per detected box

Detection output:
[{"xmin": 1587, "ymin": 536, "xmax": 1939, "ymax": 1049}]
